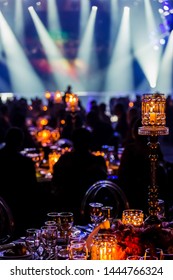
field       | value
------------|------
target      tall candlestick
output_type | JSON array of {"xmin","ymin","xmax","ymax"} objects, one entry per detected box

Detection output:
[{"xmin": 138, "ymin": 93, "xmax": 169, "ymax": 225}]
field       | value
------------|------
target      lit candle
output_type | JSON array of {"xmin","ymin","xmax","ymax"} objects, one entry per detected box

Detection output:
[
  {"xmin": 54, "ymin": 91, "xmax": 62, "ymax": 103},
  {"xmin": 45, "ymin": 91, "xmax": 51, "ymax": 99},
  {"xmin": 99, "ymin": 246, "xmax": 107, "ymax": 260},
  {"xmin": 48, "ymin": 152, "xmax": 61, "ymax": 172},
  {"xmin": 150, "ymin": 112, "xmax": 156, "ymax": 124}
]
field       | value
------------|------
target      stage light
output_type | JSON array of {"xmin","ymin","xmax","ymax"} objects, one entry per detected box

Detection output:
[{"xmin": 105, "ymin": 6, "xmax": 133, "ymax": 95}]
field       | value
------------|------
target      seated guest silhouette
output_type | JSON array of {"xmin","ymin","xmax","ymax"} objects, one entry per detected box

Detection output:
[
  {"xmin": 0, "ymin": 127, "xmax": 38, "ymax": 238},
  {"xmin": 52, "ymin": 127, "xmax": 107, "ymax": 224}
]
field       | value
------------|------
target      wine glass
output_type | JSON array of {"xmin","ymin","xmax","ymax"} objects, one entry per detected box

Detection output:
[
  {"xmin": 47, "ymin": 212, "xmax": 60, "ymax": 227},
  {"xmin": 45, "ymin": 220, "xmax": 56, "ymax": 226},
  {"xmin": 59, "ymin": 212, "xmax": 74, "ymax": 239},
  {"xmin": 25, "ymin": 228, "xmax": 41, "ymax": 259},
  {"xmin": 89, "ymin": 202, "xmax": 103, "ymax": 227},
  {"xmin": 101, "ymin": 205, "xmax": 114, "ymax": 223},
  {"xmin": 41, "ymin": 225, "xmax": 57, "ymax": 255}
]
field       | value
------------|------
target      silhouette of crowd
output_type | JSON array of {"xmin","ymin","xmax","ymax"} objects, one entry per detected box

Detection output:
[{"xmin": 0, "ymin": 90, "xmax": 173, "ymax": 240}]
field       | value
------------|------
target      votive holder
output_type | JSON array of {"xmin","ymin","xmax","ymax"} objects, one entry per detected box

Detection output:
[
  {"xmin": 90, "ymin": 234, "xmax": 118, "ymax": 260},
  {"xmin": 122, "ymin": 209, "xmax": 144, "ymax": 227}
]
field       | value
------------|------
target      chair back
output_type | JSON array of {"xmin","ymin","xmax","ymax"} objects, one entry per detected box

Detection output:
[
  {"xmin": 80, "ymin": 180, "xmax": 129, "ymax": 222},
  {"xmin": 0, "ymin": 196, "xmax": 15, "ymax": 244}
]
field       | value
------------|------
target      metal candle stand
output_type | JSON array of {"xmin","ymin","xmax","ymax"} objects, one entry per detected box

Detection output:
[{"xmin": 138, "ymin": 93, "xmax": 169, "ymax": 225}]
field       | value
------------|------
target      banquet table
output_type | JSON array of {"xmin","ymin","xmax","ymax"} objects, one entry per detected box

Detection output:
[{"xmin": 1, "ymin": 219, "xmax": 173, "ymax": 260}]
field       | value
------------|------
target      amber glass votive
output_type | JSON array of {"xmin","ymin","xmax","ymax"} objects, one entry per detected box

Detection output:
[
  {"xmin": 122, "ymin": 209, "xmax": 144, "ymax": 227},
  {"xmin": 90, "ymin": 234, "xmax": 118, "ymax": 260},
  {"xmin": 141, "ymin": 93, "xmax": 166, "ymax": 126}
]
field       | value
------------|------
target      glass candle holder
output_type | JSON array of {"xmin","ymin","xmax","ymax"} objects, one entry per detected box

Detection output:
[
  {"xmin": 90, "ymin": 234, "xmax": 118, "ymax": 260},
  {"xmin": 66, "ymin": 93, "xmax": 79, "ymax": 112},
  {"xmin": 54, "ymin": 91, "xmax": 62, "ymax": 103},
  {"xmin": 122, "ymin": 209, "xmax": 144, "ymax": 227},
  {"xmin": 37, "ymin": 129, "xmax": 52, "ymax": 146},
  {"xmin": 141, "ymin": 93, "xmax": 166, "ymax": 126}
]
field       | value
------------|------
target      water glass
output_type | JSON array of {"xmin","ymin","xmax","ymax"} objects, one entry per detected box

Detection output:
[
  {"xmin": 101, "ymin": 206, "xmax": 114, "ymax": 222},
  {"xmin": 25, "ymin": 228, "xmax": 41, "ymax": 259},
  {"xmin": 47, "ymin": 212, "xmax": 60, "ymax": 228},
  {"xmin": 59, "ymin": 212, "xmax": 74, "ymax": 238},
  {"xmin": 45, "ymin": 220, "xmax": 56, "ymax": 226},
  {"xmin": 41, "ymin": 225, "xmax": 57, "ymax": 254},
  {"xmin": 89, "ymin": 202, "xmax": 103, "ymax": 226},
  {"xmin": 69, "ymin": 240, "xmax": 88, "ymax": 260},
  {"xmin": 56, "ymin": 245, "xmax": 70, "ymax": 260}
]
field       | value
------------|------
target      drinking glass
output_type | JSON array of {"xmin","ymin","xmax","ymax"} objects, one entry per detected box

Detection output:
[
  {"xmin": 25, "ymin": 228, "xmax": 41, "ymax": 259},
  {"xmin": 41, "ymin": 225, "xmax": 57, "ymax": 255},
  {"xmin": 47, "ymin": 212, "xmax": 60, "ymax": 227},
  {"xmin": 56, "ymin": 245, "xmax": 70, "ymax": 260},
  {"xmin": 69, "ymin": 240, "xmax": 88, "ymax": 260},
  {"xmin": 144, "ymin": 247, "xmax": 163, "ymax": 260},
  {"xmin": 101, "ymin": 206, "xmax": 114, "ymax": 223},
  {"xmin": 89, "ymin": 202, "xmax": 103, "ymax": 227},
  {"xmin": 46, "ymin": 212, "xmax": 60, "ymax": 235},
  {"xmin": 45, "ymin": 220, "xmax": 56, "ymax": 226},
  {"xmin": 59, "ymin": 212, "xmax": 74, "ymax": 238}
]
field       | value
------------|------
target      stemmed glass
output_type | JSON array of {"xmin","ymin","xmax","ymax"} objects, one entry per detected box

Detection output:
[
  {"xmin": 25, "ymin": 228, "xmax": 41, "ymax": 259},
  {"xmin": 89, "ymin": 202, "xmax": 103, "ymax": 227},
  {"xmin": 47, "ymin": 212, "xmax": 60, "ymax": 227},
  {"xmin": 59, "ymin": 212, "xmax": 74, "ymax": 239},
  {"xmin": 45, "ymin": 220, "xmax": 56, "ymax": 226},
  {"xmin": 41, "ymin": 225, "xmax": 57, "ymax": 256},
  {"xmin": 101, "ymin": 206, "xmax": 114, "ymax": 223}
]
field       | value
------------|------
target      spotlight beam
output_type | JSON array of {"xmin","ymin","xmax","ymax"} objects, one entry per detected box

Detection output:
[
  {"xmin": 47, "ymin": 0, "xmax": 62, "ymax": 43},
  {"xmin": 77, "ymin": 6, "xmax": 98, "ymax": 90},
  {"xmin": 14, "ymin": 0, "xmax": 25, "ymax": 44},
  {"xmin": 135, "ymin": 0, "xmax": 162, "ymax": 88},
  {"xmin": 28, "ymin": 6, "xmax": 71, "ymax": 90},
  {"xmin": 79, "ymin": 0, "xmax": 90, "ymax": 39},
  {"xmin": 0, "ymin": 11, "xmax": 44, "ymax": 98},
  {"xmin": 105, "ymin": 7, "xmax": 133, "ymax": 93},
  {"xmin": 156, "ymin": 31, "xmax": 173, "ymax": 93}
]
